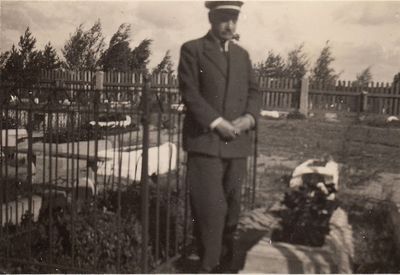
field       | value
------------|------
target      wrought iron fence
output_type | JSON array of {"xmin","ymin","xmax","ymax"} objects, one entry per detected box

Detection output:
[{"xmin": 0, "ymin": 70, "xmax": 257, "ymax": 273}]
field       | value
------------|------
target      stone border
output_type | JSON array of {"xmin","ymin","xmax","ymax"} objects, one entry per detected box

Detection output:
[
  {"xmin": 240, "ymin": 207, "xmax": 354, "ymax": 273},
  {"xmin": 389, "ymin": 202, "xmax": 400, "ymax": 262}
]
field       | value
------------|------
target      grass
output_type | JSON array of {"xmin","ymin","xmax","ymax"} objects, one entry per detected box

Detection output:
[{"xmin": 254, "ymin": 114, "xmax": 400, "ymax": 273}]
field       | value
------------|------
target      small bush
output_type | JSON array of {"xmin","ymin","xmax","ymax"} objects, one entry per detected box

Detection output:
[
  {"xmin": 272, "ymin": 173, "xmax": 338, "ymax": 246},
  {"xmin": 0, "ymin": 177, "xmax": 186, "ymax": 273},
  {"xmin": 286, "ymin": 110, "xmax": 306, "ymax": 120},
  {"xmin": 0, "ymin": 116, "xmax": 18, "ymax": 129}
]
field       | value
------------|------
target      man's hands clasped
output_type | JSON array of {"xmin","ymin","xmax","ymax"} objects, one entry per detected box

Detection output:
[
  {"xmin": 215, "ymin": 118, "xmax": 239, "ymax": 141},
  {"xmin": 214, "ymin": 114, "xmax": 254, "ymax": 141},
  {"xmin": 232, "ymin": 114, "xmax": 254, "ymax": 132}
]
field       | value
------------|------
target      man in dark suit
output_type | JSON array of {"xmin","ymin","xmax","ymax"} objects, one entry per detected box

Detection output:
[{"xmin": 178, "ymin": 1, "xmax": 260, "ymax": 272}]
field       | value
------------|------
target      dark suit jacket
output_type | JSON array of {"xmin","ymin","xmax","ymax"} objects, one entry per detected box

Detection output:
[{"xmin": 178, "ymin": 32, "xmax": 260, "ymax": 158}]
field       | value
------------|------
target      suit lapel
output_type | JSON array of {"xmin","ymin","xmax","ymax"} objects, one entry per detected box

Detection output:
[
  {"xmin": 203, "ymin": 35, "xmax": 228, "ymax": 78},
  {"xmin": 227, "ymin": 42, "xmax": 241, "ymax": 91}
]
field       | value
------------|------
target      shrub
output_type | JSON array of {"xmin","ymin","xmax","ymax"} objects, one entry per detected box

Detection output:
[
  {"xmin": 286, "ymin": 110, "xmax": 306, "ymax": 120},
  {"xmin": 272, "ymin": 173, "xmax": 338, "ymax": 246},
  {"xmin": 0, "ymin": 175, "xmax": 186, "ymax": 273}
]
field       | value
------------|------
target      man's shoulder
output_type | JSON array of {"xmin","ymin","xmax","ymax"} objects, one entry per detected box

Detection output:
[
  {"xmin": 181, "ymin": 36, "xmax": 207, "ymax": 51},
  {"xmin": 231, "ymin": 42, "xmax": 249, "ymax": 57}
]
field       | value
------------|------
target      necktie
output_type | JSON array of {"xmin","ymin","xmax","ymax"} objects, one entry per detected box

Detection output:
[
  {"xmin": 220, "ymin": 41, "xmax": 227, "ymax": 53},
  {"xmin": 221, "ymin": 41, "xmax": 229, "ymax": 60}
]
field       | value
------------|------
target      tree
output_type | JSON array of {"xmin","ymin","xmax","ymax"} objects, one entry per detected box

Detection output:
[
  {"xmin": 354, "ymin": 67, "xmax": 373, "ymax": 88},
  {"xmin": 284, "ymin": 44, "xmax": 309, "ymax": 79},
  {"xmin": 1, "ymin": 27, "xmax": 62, "ymax": 85},
  {"xmin": 99, "ymin": 23, "xmax": 153, "ymax": 72},
  {"xmin": 18, "ymin": 27, "xmax": 42, "ymax": 84},
  {"xmin": 393, "ymin": 72, "xmax": 400, "ymax": 86},
  {"xmin": 1, "ymin": 27, "xmax": 42, "ymax": 84},
  {"xmin": 311, "ymin": 41, "xmax": 339, "ymax": 84},
  {"xmin": 109, "ymin": 23, "xmax": 131, "ymax": 48},
  {"xmin": 153, "ymin": 50, "xmax": 174, "ymax": 74},
  {"xmin": 0, "ymin": 51, "xmax": 9, "ymax": 82},
  {"xmin": 255, "ymin": 50, "xmax": 285, "ymax": 78},
  {"xmin": 100, "ymin": 24, "xmax": 132, "ymax": 71},
  {"xmin": 40, "ymin": 42, "xmax": 61, "ymax": 70},
  {"xmin": 62, "ymin": 24, "xmax": 86, "ymax": 70},
  {"xmin": 62, "ymin": 20, "xmax": 106, "ymax": 70},
  {"xmin": 19, "ymin": 27, "xmax": 37, "ymax": 63},
  {"xmin": 85, "ymin": 20, "xmax": 106, "ymax": 69},
  {"xmin": 0, "ymin": 51, "xmax": 10, "ymax": 70},
  {"xmin": 129, "ymin": 39, "xmax": 152, "ymax": 71},
  {"xmin": 1, "ymin": 45, "xmax": 22, "ymax": 83}
]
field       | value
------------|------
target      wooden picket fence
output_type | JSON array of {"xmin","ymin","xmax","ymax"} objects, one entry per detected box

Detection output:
[
  {"xmin": 38, "ymin": 70, "xmax": 400, "ymax": 115},
  {"xmin": 257, "ymin": 77, "xmax": 301, "ymax": 110},
  {"xmin": 258, "ymin": 75, "xmax": 400, "ymax": 115}
]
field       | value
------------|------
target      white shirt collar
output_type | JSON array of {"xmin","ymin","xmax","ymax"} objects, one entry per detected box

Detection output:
[{"xmin": 209, "ymin": 30, "xmax": 230, "ymax": 52}]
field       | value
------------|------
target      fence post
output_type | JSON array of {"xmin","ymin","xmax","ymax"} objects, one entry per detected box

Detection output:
[
  {"xmin": 94, "ymin": 69, "xmax": 103, "ymax": 189},
  {"xmin": 361, "ymin": 90, "xmax": 368, "ymax": 113},
  {"xmin": 95, "ymin": 70, "xmax": 104, "ymax": 91},
  {"xmin": 141, "ymin": 73, "xmax": 151, "ymax": 273},
  {"xmin": 299, "ymin": 76, "xmax": 309, "ymax": 115},
  {"xmin": 55, "ymin": 79, "xmax": 64, "ymax": 89},
  {"xmin": 26, "ymin": 88, "xmax": 34, "ymax": 260}
]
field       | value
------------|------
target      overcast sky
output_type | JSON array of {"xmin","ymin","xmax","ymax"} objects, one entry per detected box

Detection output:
[{"xmin": 1, "ymin": 0, "xmax": 399, "ymax": 82}]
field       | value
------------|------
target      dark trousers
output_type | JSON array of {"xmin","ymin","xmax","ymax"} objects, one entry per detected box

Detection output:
[{"xmin": 186, "ymin": 153, "xmax": 247, "ymax": 271}]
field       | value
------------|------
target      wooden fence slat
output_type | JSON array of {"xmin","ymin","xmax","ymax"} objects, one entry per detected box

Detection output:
[
  {"xmin": 33, "ymin": 69, "xmax": 400, "ymax": 115},
  {"xmin": 288, "ymin": 78, "xmax": 293, "ymax": 108},
  {"xmin": 276, "ymin": 79, "xmax": 281, "ymax": 107},
  {"xmin": 385, "ymin": 82, "xmax": 391, "ymax": 114},
  {"xmin": 381, "ymin": 82, "xmax": 386, "ymax": 114},
  {"xmin": 285, "ymin": 79, "xmax": 289, "ymax": 107},
  {"xmin": 395, "ymin": 83, "xmax": 400, "ymax": 115},
  {"xmin": 265, "ymin": 77, "xmax": 270, "ymax": 107}
]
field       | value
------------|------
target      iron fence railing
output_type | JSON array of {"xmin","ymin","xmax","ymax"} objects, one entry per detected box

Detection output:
[{"xmin": 0, "ymin": 70, "xmax": 257, "ymax": 273}]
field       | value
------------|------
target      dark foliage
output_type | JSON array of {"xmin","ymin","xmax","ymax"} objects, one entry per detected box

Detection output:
[
  {"xmin": 62, "ymin": 21, "xmax": 106, "ymax": 71},
  {"xmin": 0, "ymin": 177, "xmax": 185, "ymax": 273},
  {"xmin": 100, "ymin": 24, "xmax": 131, "ymax": 71},
  {"xmin": 393, "ymin": 72, "xmax": 400, "ymax": 86},
  {"xmin": 255, "ymin": 50, "xmax": 286, "ymax": 78},
  {"xmin": 153, "ymin": 50, "xmax": 174, "ymax": 74},
  {"xmin": 0, "ymin": 179, "xmax": 30, "ymax": 203},
  {"xmin": 310, "ymin": 41, "xmax": 340, "ymax": 84},
  {"xmin": 97, "ymin": 113, "xmax": 128, "ymax": 122},
  {"xmin": 42, "ymin": 127, "xmax": 103, "ymax": 143},
  {"xmin": 0, "ymin": 27, "xmax": 61, "ymax": 85},
  {"xmin": 286, "ymin": 110, "xmax": 306, "ymax": 120},
  {"xmin": 98, "ymin": 178, "xmax": 186, "ymax": 259},
  {"xmin": 342, "ymin": 200, "xmax": 400, "ymax": 273},
  {"xmin": 130, "ymin": 39, "xmax": 152, "ymax": 71},
  {"xmin": 272, "ymin": 173, "xmax": 338, "ymax": 247},
  {"xmin": 0, "ymin": 115, "xmax": 18, "ymax": 129}
]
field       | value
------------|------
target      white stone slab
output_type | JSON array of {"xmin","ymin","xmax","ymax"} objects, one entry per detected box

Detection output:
[
  {"xmin": 97, "ymin": 142, "xmax": 177, "ymax": 183},
  {"xmin": 35, "ymin": 139, "xmax": 112, "ymax": 156},
  {"xmin": 35, "ymin": 155, "xmax": 87, "ymax": 184},
  {"xmin": 1, "ymin": 129, "xmax": 28, "ymax": 147}
]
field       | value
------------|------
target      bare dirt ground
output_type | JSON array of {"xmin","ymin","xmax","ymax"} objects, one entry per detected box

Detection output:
[
  {"xmin": 252, "ymin": 112, "xmax": 400, "ymax": 273},
  {"xmin": 257, "ymin": 113, "xmax": 400, "ymax": 173}
]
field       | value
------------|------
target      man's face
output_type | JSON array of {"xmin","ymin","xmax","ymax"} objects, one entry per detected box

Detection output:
[{"xmin": 210, "ymin": 10, "xmax": 238, "ymax": 41}]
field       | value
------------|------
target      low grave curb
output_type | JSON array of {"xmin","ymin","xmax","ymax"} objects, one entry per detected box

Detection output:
[{"xmin": 240, "ymin": 207, "xmax": 353, "ymax": 274}]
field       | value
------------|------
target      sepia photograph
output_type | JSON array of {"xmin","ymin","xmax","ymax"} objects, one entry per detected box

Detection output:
[{"xmin": 1, "ymin": 0, "xmax": 400, "ymax": 273}]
